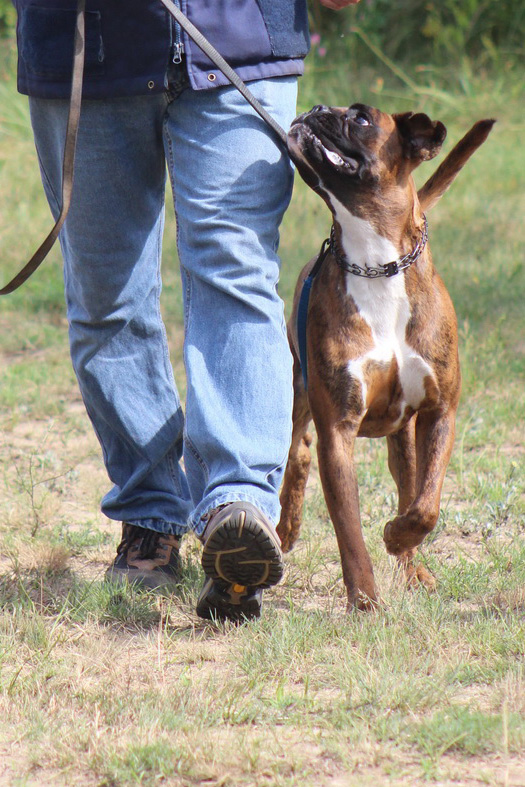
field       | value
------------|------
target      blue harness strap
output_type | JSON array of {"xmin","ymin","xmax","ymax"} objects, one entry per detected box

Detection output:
[
  {"xmin": 296, "ymin": 235, "xmax": 331, "ymax": 390},
  {"xmin": 297, "ymin": 274, "xmax": 314, "ymax": 389}
]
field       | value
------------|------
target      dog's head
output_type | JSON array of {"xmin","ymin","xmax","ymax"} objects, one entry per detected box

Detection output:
[
  {"xmin": 287, "ymin": 103, "xmax": 446, "ymax": 218},
  {"xmin": 288, "ymin": 103, "xmax": 496, "ymax": 218}
]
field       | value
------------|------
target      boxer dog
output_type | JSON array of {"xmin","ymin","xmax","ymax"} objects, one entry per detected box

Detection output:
[{"xmin": 277, "ymin": 103, "xmax": 494, "ymax": 610}]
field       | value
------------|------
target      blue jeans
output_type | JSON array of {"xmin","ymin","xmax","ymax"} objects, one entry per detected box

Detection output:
[{"xmin": 29, "ymin": 74, "xmax": 297, "ymax": 537}]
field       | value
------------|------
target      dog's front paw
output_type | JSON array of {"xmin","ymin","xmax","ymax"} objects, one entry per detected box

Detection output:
[{"xmin": 383, "ymin": 513, "xmax": 430, "ymax": 555}]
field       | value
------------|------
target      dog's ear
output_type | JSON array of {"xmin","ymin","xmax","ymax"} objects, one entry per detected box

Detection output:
[{"xmin": 394, "ymin": 112, "xmax": 447, "ymax": 165}]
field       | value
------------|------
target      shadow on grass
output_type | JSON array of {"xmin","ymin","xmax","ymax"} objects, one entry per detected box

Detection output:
[
  {"xmin": 0, "ymin": 557, "xmax": 282, "ymax": 640},
  {"xmin": 0, "ymin": 558, "xmax": 204, "ymax": 630}
]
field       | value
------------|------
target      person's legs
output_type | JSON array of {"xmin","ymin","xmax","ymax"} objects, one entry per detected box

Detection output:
[
  {"xmin": 163, "ymin": 76, "xmax": 297, "ymax": 533},
  {"xmin": 29, "ymin": 95, "xmax": 193, "ymax": 551},
  {"xmin": 29, "ymin": 74, "xmax": 297, "ymax": 611}
]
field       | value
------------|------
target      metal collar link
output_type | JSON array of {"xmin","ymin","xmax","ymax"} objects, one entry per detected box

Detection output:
[{"xmin": 331, "ymin": 215, "xmax": 429, "ymax": 279}]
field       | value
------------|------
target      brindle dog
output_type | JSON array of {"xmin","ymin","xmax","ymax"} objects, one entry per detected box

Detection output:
[{"xmin": 277, "ymin": 104, "xmax": 494, "ymax": 610}]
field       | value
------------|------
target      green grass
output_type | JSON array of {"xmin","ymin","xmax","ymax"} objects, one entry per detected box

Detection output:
[{"xmin": 1, "ymin": 43, "xmax": 525, "ymax": 787}]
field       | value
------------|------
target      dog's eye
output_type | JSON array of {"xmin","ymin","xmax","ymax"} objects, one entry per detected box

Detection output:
[{"xmin": 354, "ymin": 113, "xmax": 370, "ymax": 126}]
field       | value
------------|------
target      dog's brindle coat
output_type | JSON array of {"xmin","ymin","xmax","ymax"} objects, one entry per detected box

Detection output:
[{"xmin": 277, "ymin": 104, "xmax": 494, "ymax": 610}]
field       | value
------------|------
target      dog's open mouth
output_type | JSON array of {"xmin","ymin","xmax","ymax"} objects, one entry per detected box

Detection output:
[
  {"xmin": 319, "ymin": 141, "xmax": 355, "ymax": 170},
  {"xmin": 310, "ymin": 131, "xmax": 360, "ymax": 174},
  {"xmin": 289, "ymin": 121, "xmax": 360, "ymax": 175}
]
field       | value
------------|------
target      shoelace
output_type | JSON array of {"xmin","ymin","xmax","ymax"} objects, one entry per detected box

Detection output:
[{"xmin": 117, "ymin": 524, "xmax": 166, "ymax": 560}]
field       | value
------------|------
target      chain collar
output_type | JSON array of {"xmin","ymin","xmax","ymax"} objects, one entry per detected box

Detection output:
[{"xmin": 330, "ymin": 215, "xmax": 428, "ymax": 279}]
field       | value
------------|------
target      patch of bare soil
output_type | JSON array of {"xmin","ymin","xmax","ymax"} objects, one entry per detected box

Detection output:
[{"xmin": 1, "ymin": 396, "xmax": 118, "ymax": 575}]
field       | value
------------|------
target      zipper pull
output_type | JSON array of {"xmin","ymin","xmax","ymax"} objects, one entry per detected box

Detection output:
[{"xmin": 173, "ymin": 41, "xmax": 184, "ymax": 64}]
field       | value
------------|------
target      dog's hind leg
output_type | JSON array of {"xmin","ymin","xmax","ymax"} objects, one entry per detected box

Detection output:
[
  {"xmin": 386, "ymin": 420, "xmax": 436, "ymax": 592},
  {"xmin": 277, "ymin": 359, "xmax": 312, "ymax": 553}
]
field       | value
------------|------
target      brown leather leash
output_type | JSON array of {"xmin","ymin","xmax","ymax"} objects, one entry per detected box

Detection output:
[
  {"xmin": 1, "ymin": 0, "xmax": 288, "ymax": 296},
  {"xmin": 0, "ymin": 0, "xmax": 85, "ymax": 295}
]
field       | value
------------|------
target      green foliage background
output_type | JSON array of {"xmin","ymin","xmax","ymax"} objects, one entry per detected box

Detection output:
[
  {"xmin": 310, "ymin": 0, "xmax": 524, "ymax": 67},
  {"xmin": 0, "ymin": 0, "xmax": 14, "ymax": 38}
]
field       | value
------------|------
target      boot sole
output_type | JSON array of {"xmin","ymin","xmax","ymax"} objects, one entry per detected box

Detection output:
[{"xmin": 201, "ymin": 506, "xmax": 283, "ymax": 590}]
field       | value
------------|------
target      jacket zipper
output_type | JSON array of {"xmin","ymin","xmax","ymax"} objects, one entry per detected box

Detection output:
[{"xmin": 172, "ymin": 0, "xmax": 185, "ymax": 64}]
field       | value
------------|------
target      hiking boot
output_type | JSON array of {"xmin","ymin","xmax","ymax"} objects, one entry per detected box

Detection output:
[
  {"xmin": 197, "ymin": 502, "xmax": 283, "ymax": 621},
  {"xmin": 105, "ymin": 523, "xmax": 181, "ymax": 590}
]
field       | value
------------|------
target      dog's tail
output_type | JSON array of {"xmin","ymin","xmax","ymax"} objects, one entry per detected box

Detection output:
[{"xmin": 417, "ymin": 119, "xmax": 496, "ymax": 212}]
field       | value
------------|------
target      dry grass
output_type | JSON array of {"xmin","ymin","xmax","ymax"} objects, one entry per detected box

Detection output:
[{"xmin": 0, "ymin": 403, "xmax": 524, "ymax": 785}]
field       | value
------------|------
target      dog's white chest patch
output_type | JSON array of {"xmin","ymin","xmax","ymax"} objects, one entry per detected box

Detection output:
[
  {"xmin": 330, "ymin": 198, "xmax": 434, "ymax": 413},
  {"xmin": 348, "ymin": 278, "xmax": 433, "ymax": 412}
]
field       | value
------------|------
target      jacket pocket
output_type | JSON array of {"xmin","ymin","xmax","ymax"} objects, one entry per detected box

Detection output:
[
  {"xmin": 19, "ymin": 7, "xmax": 105, "ymax": 79},
  {"xmin": 255, "ymin": 0, "xmax": 310, "ymax": 59}
]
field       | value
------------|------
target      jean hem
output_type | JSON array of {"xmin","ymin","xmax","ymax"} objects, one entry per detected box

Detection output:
[
  {"xmin": 117, "ymin": 518, "xmax": 189, "ymax": 537},
  {"xmin": 190, "ymin": 492, "xmax": 277, "ymax": 538}
]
